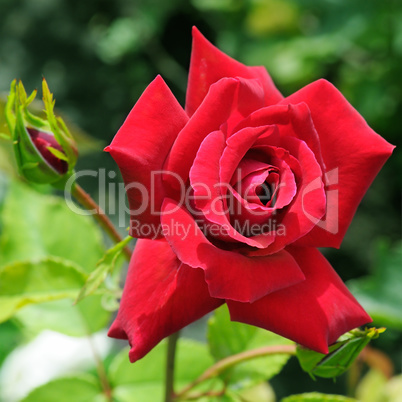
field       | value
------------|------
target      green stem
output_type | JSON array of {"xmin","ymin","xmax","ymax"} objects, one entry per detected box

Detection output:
[
  {"xmin": 175, "ymin": 344, "xmax": 296, "ymax": 400},
  {"xmin": 71, "ymin": 183, "xmax": 132, "ymax": 261},
  {"xmin": 87, "ymin": 335, "xmax": 113, "ymax": 402},
  {"xmin": 165, "ymin": 332, "xmax": 180, "ymax": 402}
]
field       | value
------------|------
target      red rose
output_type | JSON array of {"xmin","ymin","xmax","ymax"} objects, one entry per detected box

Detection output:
[{"xmin": 106, "ymin": 28, "xmax": 394, "ymax": 362}]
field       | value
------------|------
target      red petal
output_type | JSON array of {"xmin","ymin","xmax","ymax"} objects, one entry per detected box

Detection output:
[
  {"xmin": 220, "ymin": 125, "xmax": 280, "ymax": 188},
  {"xmin": 246, "ymin": 137, "xmax": 326, "ymax": 256},
  {"xmin": 108, "ymin": 238, "xmax": 222, "ymax": 362},
  {"xmin": 189, "ymin": 129, "xmax": 274, "ymax": 248},
  {"xmin": 164, "ymin": 77, "xmax": 266, "ymax": 194},
  {"xmin": 105, "ymin": 76, "xmax": 188, "ymax": 238},
  {"xmin": 227, "ymin": 247, "xmax": 372, "ymax": 354},
  {"xmin": 281, "ymin": 79, "xmax": 395, "ymax": 248},
  {"xmin": 186, "ymin": 27, "xmax": 283, "ymax": 116},
  {"xmin": 161, "ymin": 199, "xmax": 305, "ymax": 303}
]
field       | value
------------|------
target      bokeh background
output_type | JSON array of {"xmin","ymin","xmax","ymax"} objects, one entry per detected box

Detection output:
[{"xmin": 0, "ymin": 0, "xmax": 401, "ymax": 400}]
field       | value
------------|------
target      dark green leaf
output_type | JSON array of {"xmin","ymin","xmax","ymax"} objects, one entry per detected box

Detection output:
[
  {"xmin": 0, "ymin": 320, "xmax": 22, "ymax": 365},
  {"xmin": 348, "ymin": 242, "xmax": 402, "ymax": 330}
]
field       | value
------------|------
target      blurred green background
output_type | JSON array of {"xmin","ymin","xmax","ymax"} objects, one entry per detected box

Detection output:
[{"xmin": 0, "ymin": 0, "xmax": 401, "ymax": 400}]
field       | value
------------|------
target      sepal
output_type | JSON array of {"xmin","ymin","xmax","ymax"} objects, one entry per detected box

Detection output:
[{"xmin": 296, "ymin": 327, "xmax": 385, "ymax": 379}]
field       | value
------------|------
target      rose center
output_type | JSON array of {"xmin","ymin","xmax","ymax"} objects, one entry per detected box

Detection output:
[{"xmin": 255, "ymin": 181, "xmax": 274, "ymax": 206}]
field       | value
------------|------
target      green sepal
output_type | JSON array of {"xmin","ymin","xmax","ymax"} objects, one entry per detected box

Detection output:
[
  {"xmin": 47, "ymin": 146, "xmax": 69, "ymax": 161},
  {"xmin": 296, "ymin": 327, "xmax": 385, "ymax": 379},
  {"xmin": 42, "ymin": 79, "xmax": 78, "ymax": 173}
]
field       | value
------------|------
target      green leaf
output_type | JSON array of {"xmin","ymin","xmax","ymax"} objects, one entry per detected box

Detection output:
[
  {"xmin": 21, "ymin": 374, "xmax": 106, "ymax": 402},
  {"xmin": 281, "ymin": 393, "xmax": 357, "ymax": 402},
  {"xmin": 296, "ymin": 328, "xmax": 385, "ymax": 379},
  {"xmin": 0, "ymin": 141, "xmax": 18, "ymax": 177},
  {"xmin": 0, "ymin": 320, "xmax": 22, "ymax": 365},
  {"xmin": 15, "ymin": 294, "xmax": 111, "ymax": 336},
  {"xmin": 235, "ymin": 382, "xmax": 276, "ymax": 402},
  {"xmin": 0, "ymin": 132, "xmax": 10, "ymax": 140},
  {"xmin": 348, "ymin": 241, "xmax": 402, "ymax": 330},
  {"xmin": 355, "ymin": 369, "xmax": 387, "ymax": 402},
  {"xmin": 75, "ymin": 236, "xmax": 132, "ymax": 304},
  {"xmin": 0, "ymin": 180, "xmax": 104, "ymax": 273},
  {"xmin": 0, "ymin": 257, "xmax": 87, "ymax": 323},
  {"xmin": 108, "ymin": 339, "xmax": 220, "ymax": 402},
  {"xmin": 208, "ymin": 305, "xmax": 293, "ymax": 389}
]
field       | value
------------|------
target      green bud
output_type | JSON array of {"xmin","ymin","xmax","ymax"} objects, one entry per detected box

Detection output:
[
  {"xmin": 4, "ymin": 79, "xmax": 77, "ymax": 187},
  {"xmin": 296, "ymin": 327, "xmax": 386, "ymax": 380}
]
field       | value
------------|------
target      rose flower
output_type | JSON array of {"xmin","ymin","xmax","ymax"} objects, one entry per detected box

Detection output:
[{"xmin": 106, "ymin": 28, "xmax": 394, "ymax": 362}]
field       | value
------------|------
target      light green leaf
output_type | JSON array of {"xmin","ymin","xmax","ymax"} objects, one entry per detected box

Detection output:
[
  {"xmin": 0, "ymin": 257, "xmax": 87, "ymax": 323},
  {"xmin": 0, "ymin": 132, "xmax": 10, "ymax": 140},
  {"xmin": 355, "ymin": 369, "xmax": 387, "ymax": 402},
  {"xmin": 75, "ymin": 236, "xmax": 132, "ymax": 304},
  {"xmin": 21, "ymin": 374, "xmax": 106, "ymax": 402},
  {"xmin": 281, "ymin": 393, "xmax": 357, "ymax": 402},
  {"xmin": 348, "ymin": 241, "xmax": 402, "ymax": 330},
  {"xmin": 108, "ymin": 339, "xmax": 221, "ymax": 402},
  {"xmin": 0, "ymin": 142, "xmax": 18, "ymax": 177},
  {"xmin": 108, "ymin": 341, "xmax": 167, "ymax": 402},
  {"xmin": 208, "ymin": 305, "xmax": 293, "ymax": 389},
  {"xmin": 0, "ymin": 180, "xmax": 104, "ymax": 273},
  {"xmin": 385, "ymin": 375, "xmax": 402, "ymax": 401},
  {"xmin": 15, "ymin": 294, "xmax": 111, "ymax": 336},
  {"xmin": 235, "ymin": 382, "xmax": 276, "ymax": 402}
]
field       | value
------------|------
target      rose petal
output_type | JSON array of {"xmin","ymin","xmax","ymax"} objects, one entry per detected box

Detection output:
[
  {"xmin": 186, "ymin": 27, "xmax": 283, "ymax": 116},
  {"xmin": 105, "ymin": 75, "xmax": 188, "ymax": 238},
  {"xmin": 220, "ymin": 125, "xmax": 280, "ymax": 189},
  {"xmin": 227, "ymin": 247, "xmax": 372, "ymax": 354},
  {"xmin": 251, "ymin": 137, "xmax": 326, "ymax": 255},
  {"xmin": 233, "ymin": 102, "xmax": 326, "ymax": 175},
  {"xmin": 228, "ymin": 149, "xmax": 298, "ymax": 229},
  {"xmin": 164, "ymin": 77, "xmax": 266, "ymax": 194},
  {"xmin": 161, "ymin": 198, "xmax": 305, "ymax": 303},
  {"xmin": 280, "ymin": 79, "xmax": 395, "ymax": 248},
  {"xmin": 108, "ymin": 238, "xmax": 222, "ymax": 362},
  {"xmin": 190, "ymin": 130, "xmax": 274, "ymax": 248}
]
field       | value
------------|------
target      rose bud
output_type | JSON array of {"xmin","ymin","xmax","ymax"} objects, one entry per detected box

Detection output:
[{"xmin": 4, "ymin": 79, "xmax": 77, "ymax": 186}]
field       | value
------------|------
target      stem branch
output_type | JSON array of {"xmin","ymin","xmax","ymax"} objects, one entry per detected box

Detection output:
[
  {"xmin": 176, "ymin": 344, "xmax": 296, "ymax": 399},
  {"xmin": 72, "ymin": 183, "xmax": 132, "ymax": 260}
]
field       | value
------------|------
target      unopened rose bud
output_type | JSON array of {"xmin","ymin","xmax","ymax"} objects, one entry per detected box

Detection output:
[{"xmin": 4, "ymin": 79, "xmax": 77, "ymax": 186}]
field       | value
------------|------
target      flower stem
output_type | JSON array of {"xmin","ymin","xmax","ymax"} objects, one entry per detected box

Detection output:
[
  {"xmin": 165, "ymin": 331, "xmax": 180, "ymax": 402},
  {"xmin": 71, "ymin": 183, "xmax": 132, "ymax": 261},
  {"xmin": 87, "ymin": 335, "xmax": 113, "ymax": 402},
  {"xmin": 175, "ymin": 344, "xmax": 296, "ymax": 399}
]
